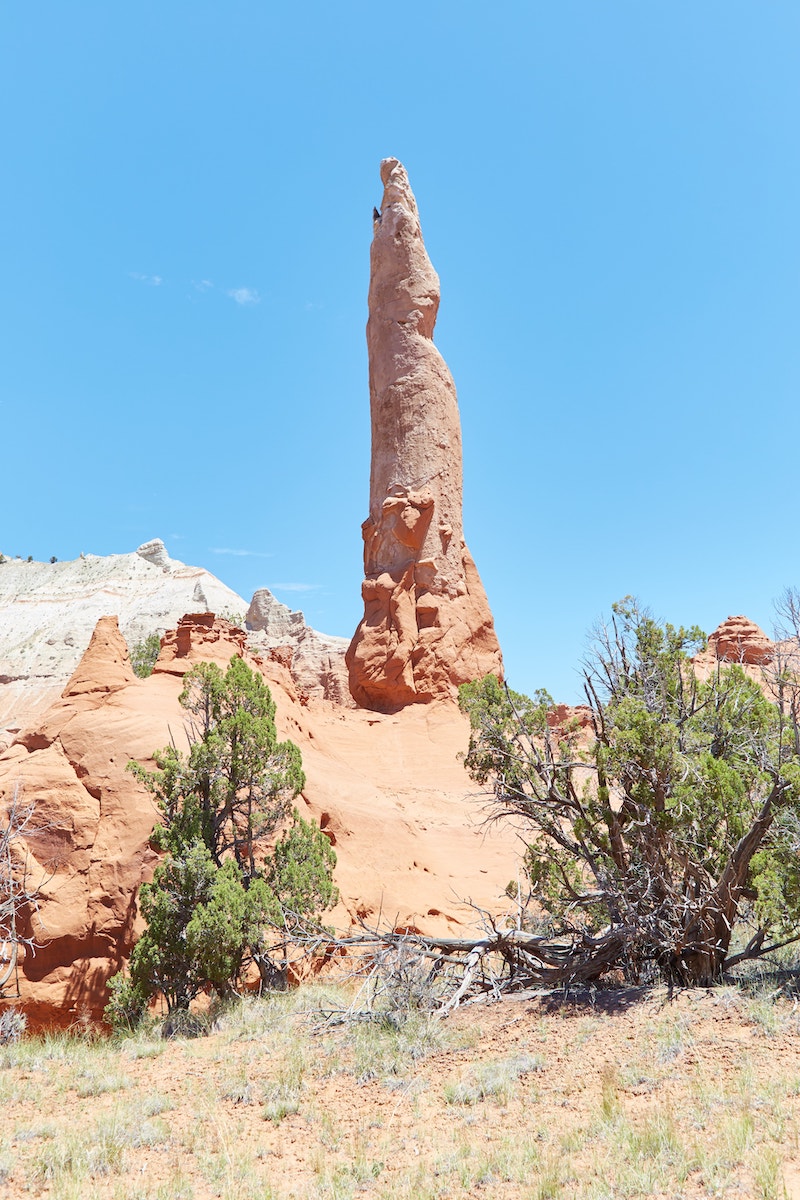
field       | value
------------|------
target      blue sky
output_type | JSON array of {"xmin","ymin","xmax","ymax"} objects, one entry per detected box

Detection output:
[{"xmin": 2, "ymin": 3, "xmax": 798, "ymax": 703}]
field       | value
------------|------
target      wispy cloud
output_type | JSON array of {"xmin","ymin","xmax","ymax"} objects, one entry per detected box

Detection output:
[
  {"xmin": 268, "ymin": 582, "xmax": 321, "ymax": 593},
  {"xmin": 129, "ymin": 274, "xmax": 262, "ymax": 306},
  {"xmin": 210, "ymin": 547, "xmax": 273, "ymax": 558},
  {"xmin": 226, "ymin": 286, "xmax": 260, "ymax": 306}
]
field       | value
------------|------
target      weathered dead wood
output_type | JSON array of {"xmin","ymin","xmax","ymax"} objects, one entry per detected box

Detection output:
[
  {"xmin": 1, "ymin": 784, "xmax": 46, "ymax": 998},
  {"xmin": 319, "ymin": 920, "xmax": 642, "ymax": 1015}
]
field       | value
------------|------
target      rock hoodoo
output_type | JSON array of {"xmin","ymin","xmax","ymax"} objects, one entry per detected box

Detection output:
[
  {"xmin": 692, "ymin": 615, "xmax": 776, "ymax": 686},
  {"xmin": 707, "ymin": 615, "xmax": 773, "ymax": 666},
  {"xmin": 346, "ymin": 158, "xmax": 503, "ymax": 709},
  {"xmin": 62, "ymin": 615, "xmax": 137, "ymax": 698}
]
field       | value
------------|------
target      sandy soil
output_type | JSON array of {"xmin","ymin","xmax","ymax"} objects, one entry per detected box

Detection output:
[{"xmin": 1, "ymin": 981, "xmax": 800, "ymax": 1199}]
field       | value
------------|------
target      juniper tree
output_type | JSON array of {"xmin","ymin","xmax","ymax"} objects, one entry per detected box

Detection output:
[
  {"xmin": 108, "ymin": 657, "xmax": 336, "ymax": 1022},
  {"xmin": 459, "ymin": 599, "xmax": 800, "ymax": 987}
]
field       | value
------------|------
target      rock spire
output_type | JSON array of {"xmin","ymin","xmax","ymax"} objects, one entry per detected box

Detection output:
[{"xmin": 346, "ymin": 158, "xmax": 502, "ymax": 709}]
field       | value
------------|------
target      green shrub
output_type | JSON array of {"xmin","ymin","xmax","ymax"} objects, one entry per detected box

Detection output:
[{"xmin": 129, "ymin": 632, "xmax": 161, "ymax": 679}]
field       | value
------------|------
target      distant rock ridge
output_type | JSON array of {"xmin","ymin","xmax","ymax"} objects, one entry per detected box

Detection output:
[
  {"xmin": 0, "ymin": 541, "xmax": 348, "ymax": 745},
  {"xmin": 347, "ymin": 159, "xmax": 503, "ymax": 709},
  {"xmin": 246, "ymin": 588, "xmax": 351, "ymax": 707}
]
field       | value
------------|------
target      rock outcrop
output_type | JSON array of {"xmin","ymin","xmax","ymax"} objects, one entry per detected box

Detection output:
[
  {"xmin": 0, "ymin": 541, "xmax": 249, "ymax": 745},
  {"xmin": 0, "ymin": 543, "xmax": 350, "ymax": 746},
  {"xmin": 347, "ymin": 159, "xmax": 503, "ymax": 709},
  {"xmin": 246, "ymin": 588, "xmax": 351, "ymax": 706},
  {"xmin": 0, "ymin": 614, "xmax": 519, "ymax": 1027},
  {"xmin": 707, "ymin": 615, "xmax": 773, "ymax": 666},
  {"xmin": 62, "ymin": 615, "xmax": 138, "ymax": 698},
  {"xmin": 693, "ymin": 615, "xmax": 778, "ymax": 691}
]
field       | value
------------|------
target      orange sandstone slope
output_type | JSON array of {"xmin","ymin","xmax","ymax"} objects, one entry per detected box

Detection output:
[{"xmin": 0, "ymin": 614, "xmax": 519, "ymax": 1027}]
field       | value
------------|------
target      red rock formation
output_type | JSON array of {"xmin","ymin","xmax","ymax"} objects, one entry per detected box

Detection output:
[
  {"xmin": 706, "ymin": 615, "xmax": 773, "ymax": 666},
  {"xmin": 154, "ymin": 612, "xmax": 247, "ymax": 674},
  {"xmin": 61, "ymin": 615, "xmax": 136, "ymax": 698},
  {"xmin": 347, "ymin": 159, "xmax": 503, "ymax": 710},
  {"xmin": 0, "ymin": 613, "xmax": 519, "ymax": 1028},
  {"xmin": 0, "ymin": 615, "xmax": 287, "ymax": 1026}
]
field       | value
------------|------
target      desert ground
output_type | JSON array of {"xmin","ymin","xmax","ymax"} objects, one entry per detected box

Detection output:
[{"xmin": 2, "ymin": 973, "xmax": 800, "ymax": 1200}]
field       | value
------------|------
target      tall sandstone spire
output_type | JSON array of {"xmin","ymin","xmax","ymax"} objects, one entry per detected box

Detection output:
[{"xmin": 346, "ymin": 158, "xmax": 503, "ymax": 709}]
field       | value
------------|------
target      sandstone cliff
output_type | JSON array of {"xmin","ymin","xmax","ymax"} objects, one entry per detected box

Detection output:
[
  {"xmin": 347, "ymin": 159, "xmax": 503, "ymax": 709},
  {"xmin": 0, "ymin": 614, "xmax": 518, "ymax": 1026}
]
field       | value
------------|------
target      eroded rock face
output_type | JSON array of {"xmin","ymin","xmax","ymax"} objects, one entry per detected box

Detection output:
[
  {"xmin": 0, "ymin": 613, "xmax": 285, "ymax": 1026},
  {"xmin": 136, "ymin": 538, "xmax": 171, "ymax": 569},
  {"xmin": 347, "ymin": 159, "xmax": 502, "ymax": 709},
  {"xmin": 155, "ymin": 612, "xmax": 248, "ymax": 674},
  {"xmin": 0, "ymin": 546, "xmax": 352, "ymax": 748},
  {"xmin": 0, "ymin": 614, "xmax": 519, "ymax": 1028},
  {"xmin": 707, "ymin": 616, "xmax": 773, "ymax": 666},
  {"xmin": 0, "ymin": 543, "xmax": 249, "ymax": 745},
  {"xmin": 246, "ymin": 589, "xmax": 351, "ymax": 705}
]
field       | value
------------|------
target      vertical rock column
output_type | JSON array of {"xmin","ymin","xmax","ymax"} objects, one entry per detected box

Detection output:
[{"xmin": 346, "ymin": 158, "xmax": 503, "ymax": 709}]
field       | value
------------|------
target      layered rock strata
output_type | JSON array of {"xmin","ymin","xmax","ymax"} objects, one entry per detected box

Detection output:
[
  {"xmin": 693, "ymin": 615, "xmax": 775, "ymax": 684},
  {"xmin": 0, "ymin": 541, "xmax": 248, "ymax": 744},
  {"xmin": 707, "ymin": 615, "xmax": 773, "ymax": 666},
  {"xmin": 246, "ymin": 589, "xmax": 351, "ymax": 706},
  {"xmin": 347, "ymin": 158, "xmax": 502, "ymax": 709},
  {"xmin": 0, "ymin": 543, "xmax": 349, "ymax": 745}
]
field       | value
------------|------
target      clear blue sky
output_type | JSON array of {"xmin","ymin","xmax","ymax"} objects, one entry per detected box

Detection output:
[{"xmin": 3, "ymin": 3, "xmax": 798, "ymax": 703}]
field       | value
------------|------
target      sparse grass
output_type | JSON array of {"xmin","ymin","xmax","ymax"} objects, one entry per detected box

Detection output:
[
  {"xmin": 73, "ymin": 1065, "xmax": 131, "ymax": 1097},
  {"xmin": 599, "ymin": 1062, "xmax": 621, "ymax": 1122},
  {"xmin": 119, "ymin": 1031, "xmax": 168, "ymax": 1060},
  {"xmin": 0, "ymin": 1140, "xmax": 14, "ymax": 1188},
  {"xmin": 2, "ymin": 984, "xmax": 800, "ymax": 1199},
  {"xmin": 348, "ymin": 1009, "xmax": 458, "ymax": 1084},
  {"xmin": 113, "ymin": 1178, "xmax": 195, "ymax": 1200},
  {"xmin": 443, "ymin": 1052, "xmax": 543, "ymax": 1105},
  {"xmin": 219, "ymin": 1063, "xmax": 256, "ymax": 1105},
  {"xmin": 213, "ymin": 982, "xmax": 351, "ymax": 1041},
  {"xmin": 743, "ymin": 994, "xmax": 791, "ymax": 1037},
  {"xmin": 141, "ymin": 1090, "xmax": 174, "ymax": 1116},
  {"xmin": 652, "ymin": 1006, "xmax": 695, "ymax": 1062},
  {"xmin": 753, "ymin": 1145, "xmax": 788, "ymax": 1200},
  {"xmin": 261, "ymin": 1042, "xmax": 306, "ymax": 1122}
]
